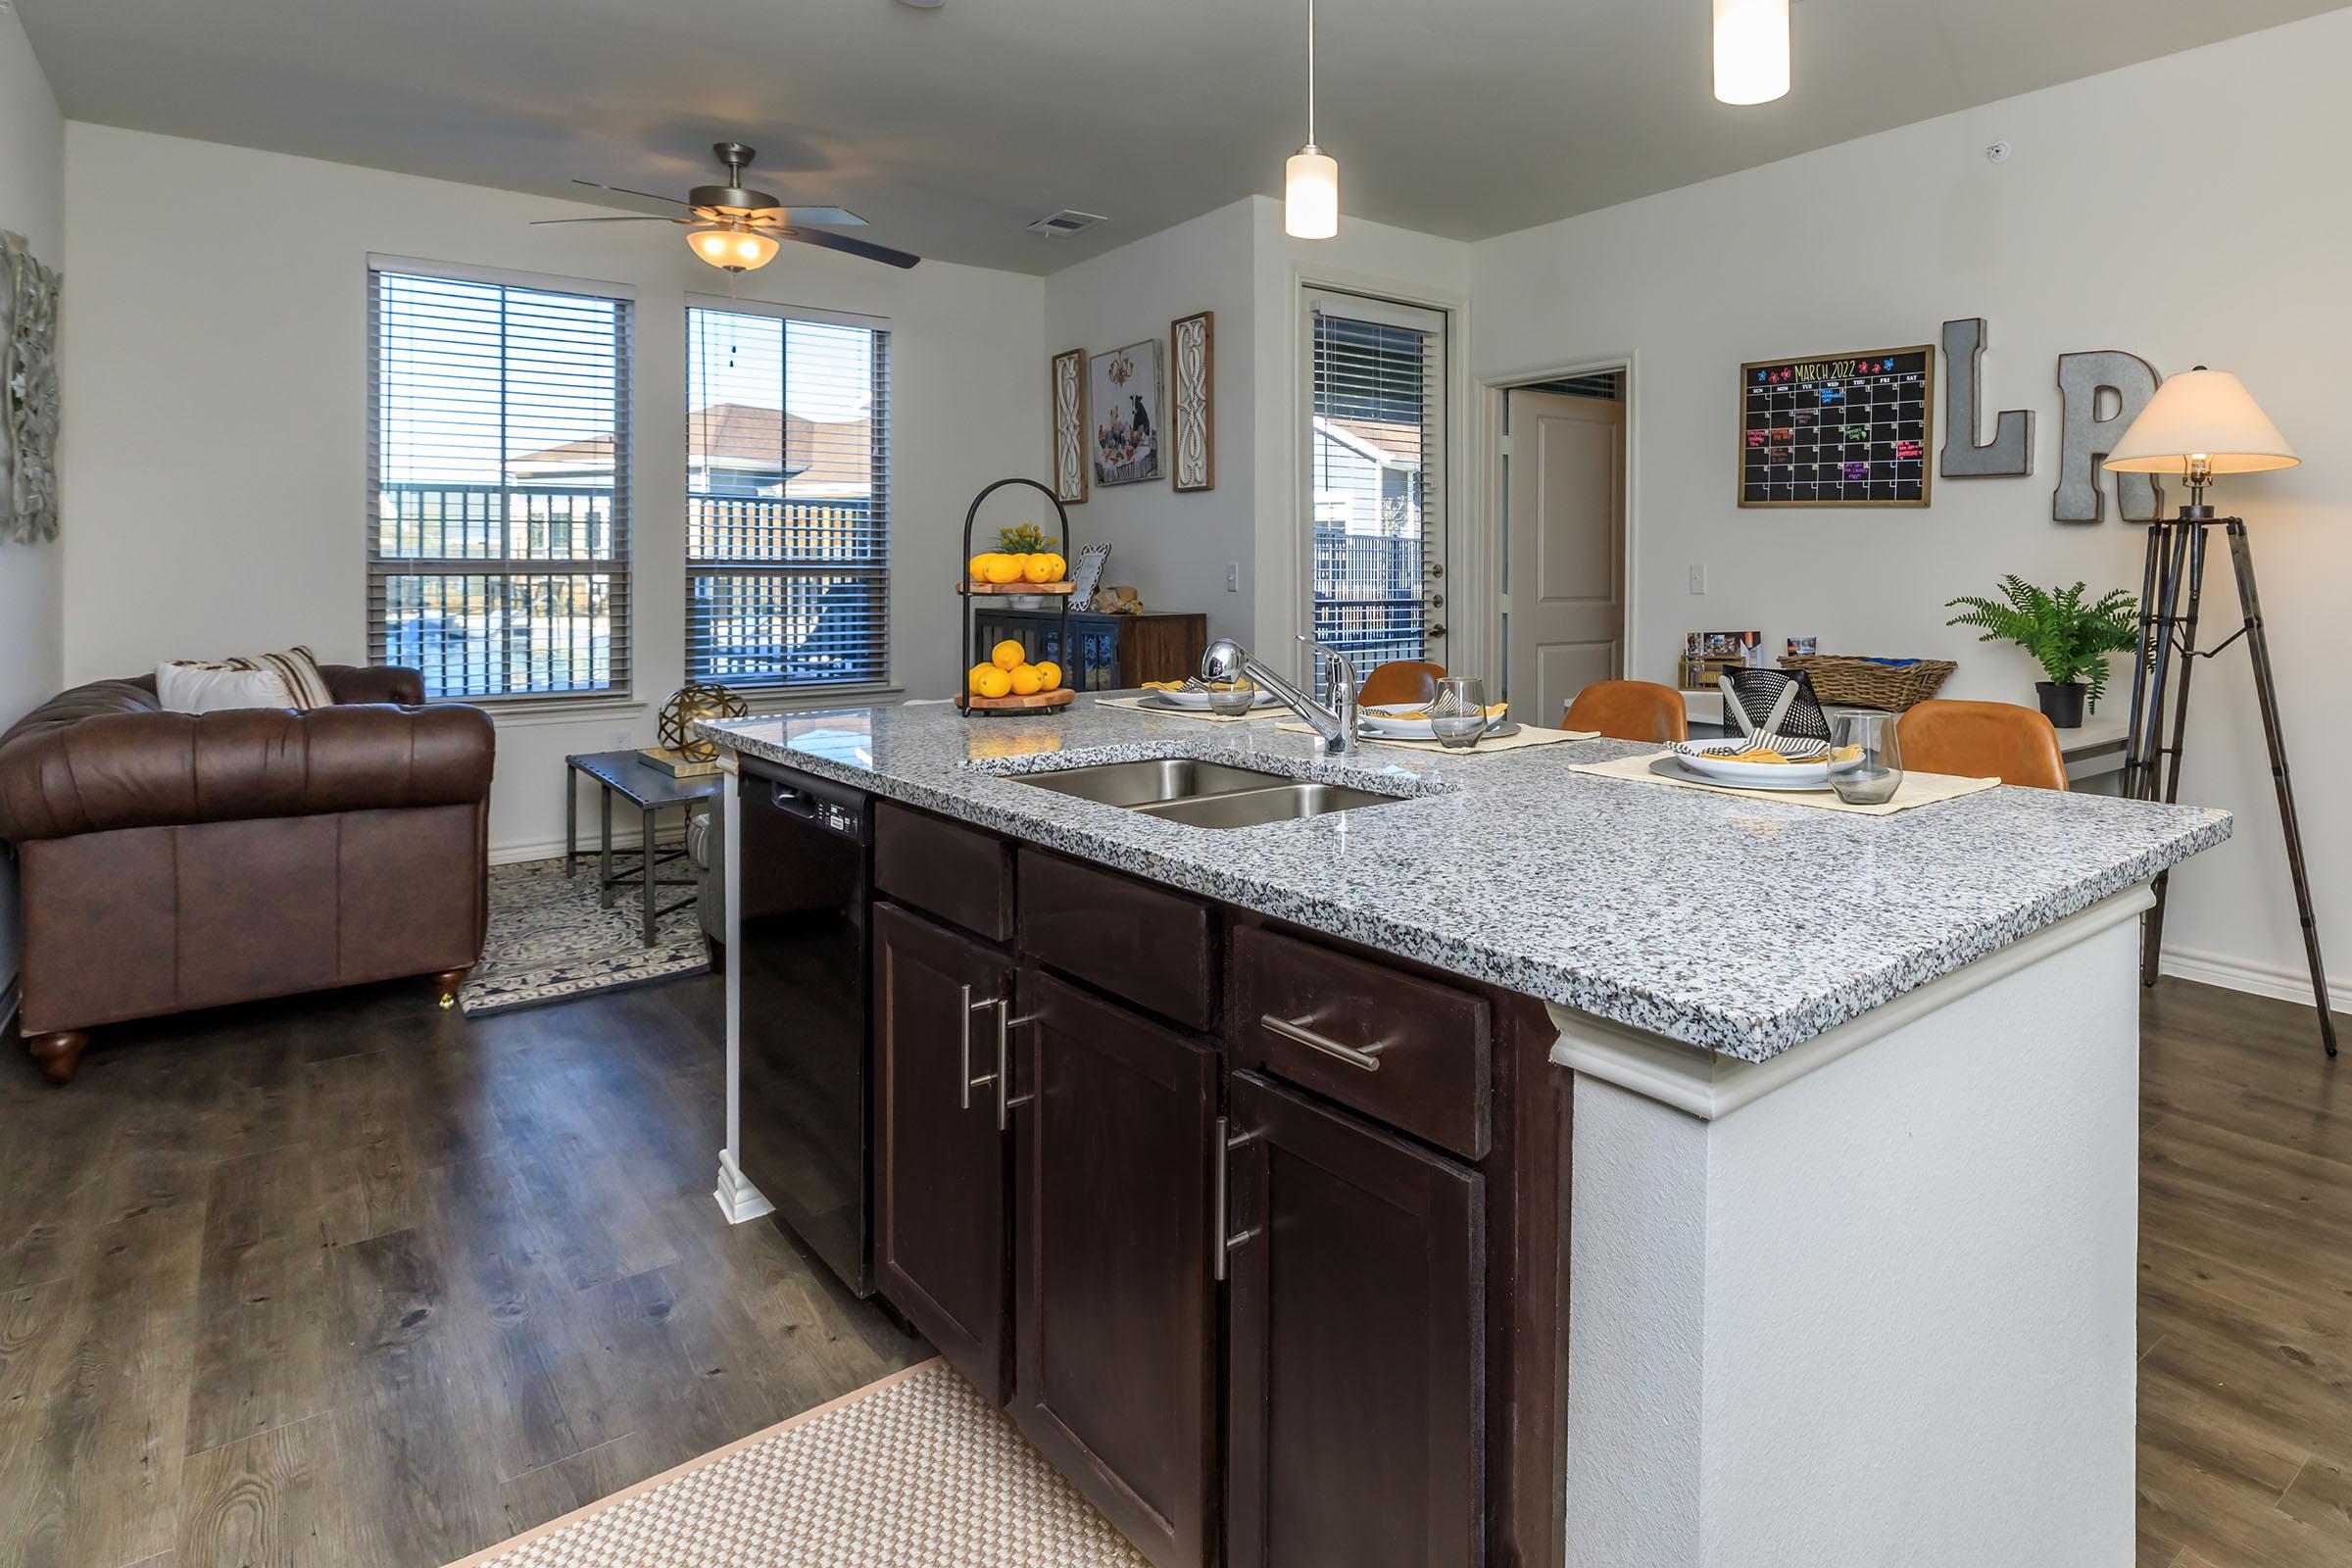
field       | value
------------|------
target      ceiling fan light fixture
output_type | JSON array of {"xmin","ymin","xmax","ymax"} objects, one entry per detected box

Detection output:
[
  {"xmin": 1712, "ymin": 0, "xmax": 1789, "ymax": 105},
  {"xmin": 689, "ymin": 222, "xmax": 781, "ymax": 272}
]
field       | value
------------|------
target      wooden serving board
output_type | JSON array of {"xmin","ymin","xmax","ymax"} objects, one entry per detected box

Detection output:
[
  {"xmin": 957, "ymin": 578, "xmax": 1077, "ymax": 596},
  {"xmin": 961, "ymin": 687, "xmax": 1076, "ymax": 713}
]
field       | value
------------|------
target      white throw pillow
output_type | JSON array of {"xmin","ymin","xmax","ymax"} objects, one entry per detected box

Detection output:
[{"xmin": 156, "ymin": 660, "xmax": 297, "ymax": 714}]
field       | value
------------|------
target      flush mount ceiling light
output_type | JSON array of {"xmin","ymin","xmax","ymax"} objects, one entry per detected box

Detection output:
[
  {"xmin": 1283, "ymin": 0, "xmax": 1339, "ymax": 240},
  {"xmin": 688, "ymin": 221, "xmax": 782, "ymax": 273},
  {"xmin": 1712, "ymin": 0, "xmax": 1790, "ymax": 105}
]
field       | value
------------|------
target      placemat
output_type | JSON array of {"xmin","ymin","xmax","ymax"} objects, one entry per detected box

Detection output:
[
  {"xmin": 1567, "ymin": 752, "xmax": 2002, "ymax": 815},
  {"xmin": 1095, "ymin": 695, "xmax": 1277, "ymax": 724},
  {"xmin": 1276, "ymin": 721, "xmax": 1598, "ymax": 754}
]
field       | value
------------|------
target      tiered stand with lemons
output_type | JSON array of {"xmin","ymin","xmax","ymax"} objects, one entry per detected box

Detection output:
[{"xmin": 956, "ymin": 476, "xmax": 1079, "ymax": 716}]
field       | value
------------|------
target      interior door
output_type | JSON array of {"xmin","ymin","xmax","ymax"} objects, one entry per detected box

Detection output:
[
  {"xmin": 1503, "ymin": 388, "xmax": 1625, "ymax": 728},
  {"xmin": 1224, "ymin": 1070, "xmax": 1485, "ymax": 1568},
  {"xmin": 1012, "ymin": 966, "xmax": 1219, "ymax": 1568},
  {"xmin": 872, "ymin": 901, "xmax": 1013, "ymax": 1401}
]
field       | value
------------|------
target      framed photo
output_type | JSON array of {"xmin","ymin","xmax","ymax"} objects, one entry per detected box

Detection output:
[
  {"xmin": 1170, "ymin": 311, "xmax": 1214, "ymax": 492},
  {"xmin": 1090, "ymin": 339, "xmax": 1163, "ymax": 487},
  {"xmin": 1050, "ymin": 346, "xmax": 1087, "ymax": 504}
]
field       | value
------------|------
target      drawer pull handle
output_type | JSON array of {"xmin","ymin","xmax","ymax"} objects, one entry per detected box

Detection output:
[
  {"xmin": 1212, "ymin": 1116, "xmax": 1261, "ymax": 1282},
  {"xmin": 1260, "ymin": 1012, "xmax": 1386, "ymax": 1073}
]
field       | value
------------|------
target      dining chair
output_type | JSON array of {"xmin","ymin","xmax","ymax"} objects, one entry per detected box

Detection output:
[
  {"xmin": 1895, "ymin": 700, "xmax": 2070, "ymax": 790},
  {"xmin": 1560, "ymin": 680, "xmax": 1689, "ymax": 744},
  {"xmin": 1356, "ymin": 660, "xmax": 1447, "ymax": 707}
]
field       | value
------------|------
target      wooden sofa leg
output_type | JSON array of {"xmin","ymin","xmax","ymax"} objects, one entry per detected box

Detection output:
[
  {"xmin": 432, "ymin": 969, "xmax": 470, "ymax": 1010},
  {"xmin": 26, "ymin": 1031, "xmax": 89, "ymax": 1086}
]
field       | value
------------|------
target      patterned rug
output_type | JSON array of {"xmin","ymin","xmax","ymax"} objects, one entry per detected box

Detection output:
[
  {"xmin": 446, "ymin": 1360, "xmax": 1147, "ymax": 1567},
  {"xmin": 460, "ymin": 855, "xmax": 710, "ymax": 1016}
]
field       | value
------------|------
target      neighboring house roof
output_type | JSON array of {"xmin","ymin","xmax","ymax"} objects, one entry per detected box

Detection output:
[
  {"xmin": 511, "ymin": 403, "xmax": 876, "ymax": 496},
  {"xmin": 1323, "ymin": 415, "xmax": 1421, "ymax": 462}
]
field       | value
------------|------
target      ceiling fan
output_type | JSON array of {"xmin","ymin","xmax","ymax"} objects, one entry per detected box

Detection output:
[{"xmin": 533, "ymin": 141, "xmax": 920, "ymax": 272}]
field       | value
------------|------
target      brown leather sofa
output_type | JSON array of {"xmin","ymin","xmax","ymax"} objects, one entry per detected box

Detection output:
[{"xmin": 0, "ymin": 664, "xmax": 494, "ymax": 1084}]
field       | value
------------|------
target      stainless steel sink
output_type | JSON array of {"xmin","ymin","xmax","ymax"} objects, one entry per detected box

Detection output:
[
  {"xmin": 1007, "ymin": 757, "xmax": 1407, "ymax": 828},
  {"xmin": 1010, "ymin": 758, "xmax": 1303, "ymax": 808},
  {"xmin": 1131, "ymin": 781, "xmax": 1406, "ymax": 830}
]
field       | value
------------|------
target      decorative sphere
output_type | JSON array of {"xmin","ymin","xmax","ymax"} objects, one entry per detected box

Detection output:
[{"xmin": 660, "ymin": 681, "xmax": 748, "ymax": 760}]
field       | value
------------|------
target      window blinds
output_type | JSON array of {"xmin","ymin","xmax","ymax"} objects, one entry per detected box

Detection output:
[
  {"xmin": 1308, "ymin": 292, "xmax": 1445, "ymax": 684},
  {"xmin": 368, "ymin": 268, "xmax": 633, "ymax": 701},
  {"xmin": 686, "ymin": 304, "xmax": 891, "ymax": 689}
]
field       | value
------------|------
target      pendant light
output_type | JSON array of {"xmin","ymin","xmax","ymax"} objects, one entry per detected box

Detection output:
[
  {"xmin": 1712, "ymin": 0, "xmax": 1789, "ymax": 105},
  {"xmin": 1284, "ymin": 0, "xmax": 1339, "ymax": 240}
]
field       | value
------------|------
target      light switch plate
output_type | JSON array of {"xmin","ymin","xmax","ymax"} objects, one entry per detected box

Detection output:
[
  {"xmin": 1689, "ymin": 564, "xmax": 1709, "ymax": 595},
  {"xmin": 1226, "ymin": 562, "xmax": 1240, "ymax": 593}
]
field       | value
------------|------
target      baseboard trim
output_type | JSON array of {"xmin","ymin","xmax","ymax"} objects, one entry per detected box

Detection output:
[{"xmin": 2160, "ymin": 942, "xmax": 2352, "ymax": 1013}]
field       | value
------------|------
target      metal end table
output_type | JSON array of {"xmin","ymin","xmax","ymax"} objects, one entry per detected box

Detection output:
[{"xmin": 564, "ymin": 751, "xmax": 722, "ymax": 947}]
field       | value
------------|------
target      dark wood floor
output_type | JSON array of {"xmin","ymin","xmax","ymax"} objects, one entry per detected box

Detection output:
[
  {"xmin": 2, "ymin": 973, "xmax": 2348, "ymax": 1567},
  {"xmin": 0, "ymin": 973, "xmax": 923, "ymax": 1568}
]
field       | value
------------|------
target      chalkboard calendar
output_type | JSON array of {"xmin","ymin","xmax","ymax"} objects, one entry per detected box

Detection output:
[{"xmin": 1739, "ymin": 345, "xmax": 1936, "ymax": 507}]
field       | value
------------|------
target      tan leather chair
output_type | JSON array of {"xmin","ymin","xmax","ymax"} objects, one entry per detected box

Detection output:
[
  {"xmin": 1561, "ymin": 680, "xmax": 1689, "ymax": 744},
  {"xmin": 1356, "ymin": 660, "xmax": 1447, "ymax": 707},
  {"xmin": 1895, "ymin": 700, "xmax": 2069, "ymax": 791}
]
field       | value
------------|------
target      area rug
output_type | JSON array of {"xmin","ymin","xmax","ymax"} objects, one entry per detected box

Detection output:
[
  {"xmin": 459, "ymin": 855, "xmax": 710, "ymax": 1016},
  {"xmin": 446, "ymin": 1359, "xmax": 1147, "ymax": 1567}
]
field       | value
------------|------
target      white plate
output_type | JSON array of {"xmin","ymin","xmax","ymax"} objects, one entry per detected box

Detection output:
[
  {"xmin": 1357, "ymin": 702, "xmax": 1510, "ymax": 741},
  {"xmin": 1649, "ymin": 755, "xmax": 1838, "ymax": 793},
  {"xmin": 1139, "ymin": 688, "xmax": 1280, "ymax": 711},
  {"xmin": 1662, "ymin": 746, "xmax": 1837, "ymax": 790}
]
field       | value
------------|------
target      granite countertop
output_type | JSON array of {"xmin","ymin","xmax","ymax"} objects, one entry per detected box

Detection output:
[{"xmin": 698, "ymin": 697, "xmax": 2230, "ymax": 1061}]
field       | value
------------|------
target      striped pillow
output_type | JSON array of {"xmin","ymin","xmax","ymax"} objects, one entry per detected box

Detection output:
[{"xmin": 192, "ymin": 645, "xmax": 336, "ymax": 710}]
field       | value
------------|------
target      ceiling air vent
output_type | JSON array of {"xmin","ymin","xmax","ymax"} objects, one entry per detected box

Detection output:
[{"xmin": 1026, "ymin": 210, "xmax": 1107, "ymax": 238}]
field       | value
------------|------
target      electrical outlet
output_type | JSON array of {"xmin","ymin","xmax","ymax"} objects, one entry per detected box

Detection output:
[
  {"xmin": 1689, "ymin": 564, "xmax": 1709, "ymax": 595},
  {"xmin": 1226, "ymin": 562, "xmax": 1241, "ymax": 593}
]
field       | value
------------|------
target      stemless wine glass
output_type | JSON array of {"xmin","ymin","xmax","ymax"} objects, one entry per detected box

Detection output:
[
  {"xmin": 1206, "ymin": 676, "xmax": 1260, "ymax": 718},
  {"xmin": 1829, "ymin": 711, "xmax": 1904, "ymax": 805},
  {"xmin": 1428, "ymin": 676, "xmax": 1491, "ymax": 750}
]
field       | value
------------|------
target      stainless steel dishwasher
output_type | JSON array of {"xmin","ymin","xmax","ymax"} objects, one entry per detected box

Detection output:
[{"xmin": 733, "ymin": 759, "xmax": 874, "ymax": 1297}]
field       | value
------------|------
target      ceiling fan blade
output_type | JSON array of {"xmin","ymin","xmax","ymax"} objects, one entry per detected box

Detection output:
[
  {"xmin": 783, "ymin": 226, "xmax": 921, "ymax": 270},
  {"xmin": 529, "ymin": 215, "xmax": 687, "ymax": 225},
  {"xmin": 570, "ymin": 178, "xmax": 696, "ymax": 209},
  {"xmin": 775, "ymin": 207, "xmax": 866, "ymax": 227}
]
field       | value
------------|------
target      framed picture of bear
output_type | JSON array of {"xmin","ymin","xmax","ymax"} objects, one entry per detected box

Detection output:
[{"xmin": 1090, "ymin": 339, "xmax": 1163, "ymax": 486}]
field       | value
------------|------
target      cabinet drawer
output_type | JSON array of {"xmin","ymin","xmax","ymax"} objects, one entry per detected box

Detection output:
[
  {"xmin": 1233, "ymin": 925, "xmax": 1492, "ymax": 1160},
  {"xmin": 875, "ymin": 802, "xmax": 1014, "ymax": 943},
  {"xmin": 1017, "ymin": 850, "xmax": 1217, "ymax": 1031}
]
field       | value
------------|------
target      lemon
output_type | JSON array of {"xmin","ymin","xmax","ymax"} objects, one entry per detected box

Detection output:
[
  {"xmin": 1032, "ymin": 660, "xmax": 1062, "ymax": 691},
  {"xmin": 969, "ymin": 664, "xmax": 1012, "ymax": 700},
  {"xmin": 983, "ymin": 554, "xmax": 1025, "ymax": 585},
  {"xmin": 991, "ymin": 639, "xmax": 1026, "ymax": 671},
  {"xmin": 967, "ymin": 553, "xmax": 996, "ymax": 582},
  {"xmin": 1007, "ymin": 663, "xmax": 1043, "ymax": 696},
  {"xmin": 1022, "ymin": 553, "xmax": 1063, "ymax": 585}
]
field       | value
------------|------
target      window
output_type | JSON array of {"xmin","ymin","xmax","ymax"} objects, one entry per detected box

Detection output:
[
  {"xmin": 368, "ymin": 264, "xmax": 632, "ymax": 701},
  {"xmin": 686, "ymin": 301, "xmax": 891, "ymax": 689},
  {"xmin": 1305, "ymin": 290, "xmax": 1446, "ymax": 688}
]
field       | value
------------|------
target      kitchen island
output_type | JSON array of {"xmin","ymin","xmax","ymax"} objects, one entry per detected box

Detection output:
[{"xmin": 700, "ymin": 696, "xmax": 2229, "ymax": 1568}]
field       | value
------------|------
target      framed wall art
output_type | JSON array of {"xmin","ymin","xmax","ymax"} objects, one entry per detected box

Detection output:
[
  {"xmin": 1090, "ymin": 338, "xmax": 1163, "ymax": 487},
  {"xmin": 1050, "ymin": 346, "xmax": 1087, "ymax": 504},
  {"xmin": 2, "ymin": 230, "xmax": 61, "ymax": 544},
  {"xmin": 1170, "ymin": 310, "xmax": 1214, "ymax": 492},
  {"xmin": 1739, "ymin": 345, "xmax": 1935, "ymax": 508}
]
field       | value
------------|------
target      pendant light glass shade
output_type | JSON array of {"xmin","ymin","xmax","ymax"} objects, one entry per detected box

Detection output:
[
  {"xmin": 1285, "ymin": 147, "xmax": 1340, "ymax": 240},
  {"xmin": 1712, "ymin": 0, "xmax": 1789, "ymax": 105},
  {"xmin": 688, "ymin": 223, "xmax": 781, "ymax": 272}
]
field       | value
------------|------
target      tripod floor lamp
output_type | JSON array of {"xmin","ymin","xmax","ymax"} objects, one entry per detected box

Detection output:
[{"xmin": 2103, "ymin": 368, "xmax": 2336, "ymax": 1057}]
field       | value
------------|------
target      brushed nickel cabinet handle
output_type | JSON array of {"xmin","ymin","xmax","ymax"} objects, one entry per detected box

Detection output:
[
  {"xmin": 996, "ymin": 1010, "xmax": 1041, "ymax": 1131},
  {"xmin": 1259, "ymin": 1012, "xmax": 1386, "ymax": 1072},
  {"xmin": 959, "ymin": 985, "xmax": 998, "ymax": 1110},
  {"xmin": 1212, "ymin": 1116, "xmax": 1262, "ymax": 1282}
]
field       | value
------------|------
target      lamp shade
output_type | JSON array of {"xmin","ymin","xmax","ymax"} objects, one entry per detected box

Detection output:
[
  {"xmin": 688, "ymin": 223, "xmax": 781, "ymax": 273},
  {"xmin": 2103, "ymin": 368, "xmax": 2298, "ymax": 474},
  {"xmin": 1713, "ymin": 0, "xmax": 1790, "ymax": 105},
  {"xmin": 1285, "ymin": 148, "xmax": 1340, "ymax": 239}
]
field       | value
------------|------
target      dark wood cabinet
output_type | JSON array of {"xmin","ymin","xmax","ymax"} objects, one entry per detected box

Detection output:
[
  {"xmin": 1223, "ymin": 1070, "xmax": 1487, "ymax": 1568},
  {"xmin": 1011, "ymin": 966, "xmax": 1220, "ymax": 1568},
  {"xmin": 871, "ymin": 901, "xmax": 1015, "ymax": 1401}
]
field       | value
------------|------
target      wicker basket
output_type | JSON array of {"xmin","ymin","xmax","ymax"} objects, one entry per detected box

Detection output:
[{"xmin": 1777, "ymin": 654, "xmax": 1956, "ymax": 712}]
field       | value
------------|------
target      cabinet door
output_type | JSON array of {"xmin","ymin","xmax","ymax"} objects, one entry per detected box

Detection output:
[
  {"xmin": 1224, "ymin": 1071, "xmax": 1486, "ymax": 1568},
  {"xmin": 873, "ymin": 901, "xmax": 1014, "ymax": 1401},
  {"xmin": 1012, "ymin": 967, "xmax": 1219, "ymax": 1568}
]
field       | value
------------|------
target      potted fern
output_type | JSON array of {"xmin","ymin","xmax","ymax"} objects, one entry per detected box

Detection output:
[{"xmin": 1944, "ymin": 577, "xmax": 2140, "ymax": 727}]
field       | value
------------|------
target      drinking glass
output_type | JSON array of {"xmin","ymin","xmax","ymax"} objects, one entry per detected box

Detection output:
[
  {"xmin": 1429, "ymin": 676, "xmax": 1492, "ymax": 750},
  {"xmin": 1206, "ymin": 677, "xmax": 1260, "ymax": 718},
  {"xmin": 1829, "ymin": 711, "xmax": 1903, "ymax": 805}
]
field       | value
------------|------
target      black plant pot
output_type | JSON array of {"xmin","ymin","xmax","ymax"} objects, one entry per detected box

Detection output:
[{"xmin": 2035, "ymin": 680, "xmax": 2086, "ymax": 728}]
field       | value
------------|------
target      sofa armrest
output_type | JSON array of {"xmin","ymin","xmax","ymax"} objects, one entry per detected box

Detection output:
[
  {"xmin": 0, "ymin": 703, "xmax": 495, "ymax": 843},
  {"xmin": 321, "ymin": 662, "xmax": 427, "ymax": 706}
]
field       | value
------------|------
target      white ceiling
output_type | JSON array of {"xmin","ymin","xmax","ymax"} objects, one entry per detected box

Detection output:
[{"xmin": 19, "ymin": 0, "xmax": 2344, "ymax": 274}]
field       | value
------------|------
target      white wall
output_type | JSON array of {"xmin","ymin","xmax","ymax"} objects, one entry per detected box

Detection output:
[
  {"xmin": 1469, "ymin": 9, "xmax": 2352, "ymax": 1010},
  {"xmin": 0, "ymin": 12, "xmax": 66, "ymax": 1006},
  {"xmin": 60, "ymin": 123, "xmax": 1043, "ymax": 857}
]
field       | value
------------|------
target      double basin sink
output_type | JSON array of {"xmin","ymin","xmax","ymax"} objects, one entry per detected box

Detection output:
[{"xmin": 1010, "ymin": 757, "xmax": 1406, "ymax": 830}]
